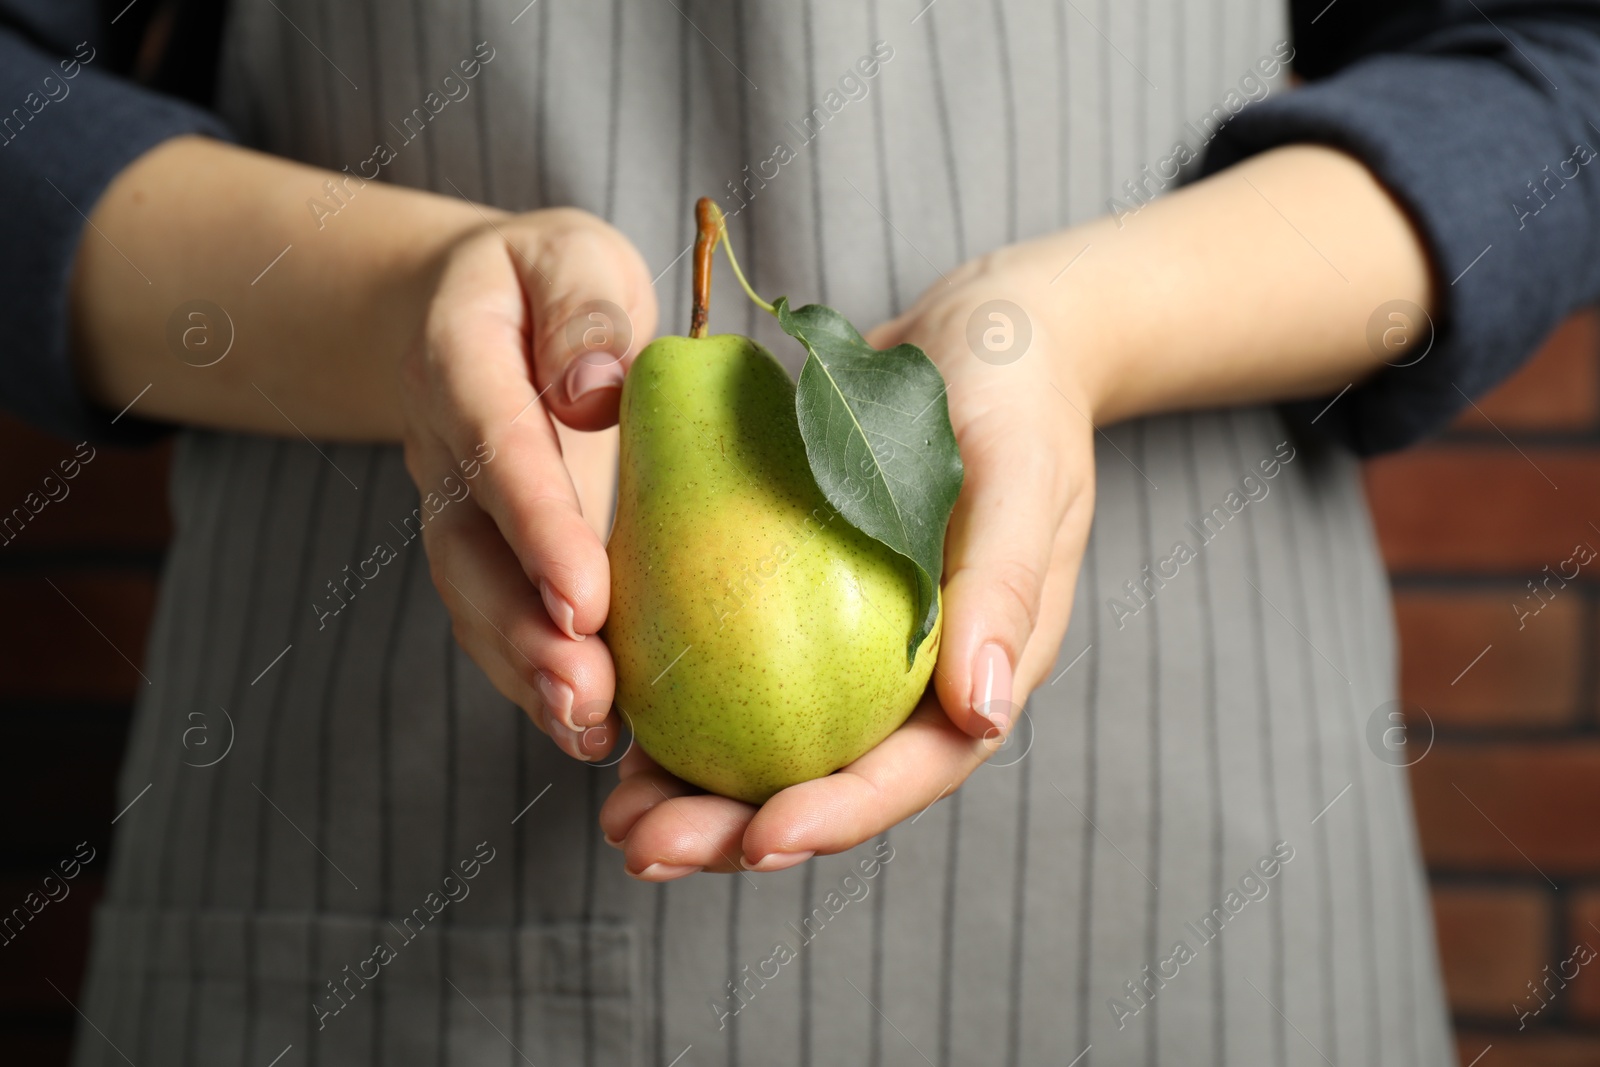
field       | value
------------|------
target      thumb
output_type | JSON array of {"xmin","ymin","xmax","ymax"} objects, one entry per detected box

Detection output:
[
  {"xmin": 933, "ymin": 406, "xmax": 1071, "ymax": 741},
  {"xmin": 519, "ymin": 210, "xmax": 659, "ymax": 432}
]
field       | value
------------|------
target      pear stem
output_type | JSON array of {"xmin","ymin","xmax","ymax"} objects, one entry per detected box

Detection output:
[
  {"xmin": 690, "ymin": 198, "xmax": 718, "ymax": 338},
  {"xmin": 716, "ymin": 218, "xmax": 776, "ymax": 317},
  {"xmin": 690, "ymin": 198, "xmax": 777, "ymax": 336}
]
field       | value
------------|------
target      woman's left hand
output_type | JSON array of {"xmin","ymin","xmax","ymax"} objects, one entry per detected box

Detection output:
[
  {"xmin": 599, "ymin": 250, "xmax": 1099, "ymax": 878},
  {"xmin": 601, "ymin": 143, "xmax": 1439, "ymax": 876}
]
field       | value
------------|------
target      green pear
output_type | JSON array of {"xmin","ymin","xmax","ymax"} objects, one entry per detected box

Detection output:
[{"xmin": 605, "ymin": 332, "xmax": 940, "ymax": 804}]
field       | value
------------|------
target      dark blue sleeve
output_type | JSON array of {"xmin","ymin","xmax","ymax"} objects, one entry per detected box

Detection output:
[
  {"xmin": 1206, "ymin": 1, "xmax": 1600, "ymax": 454},
  {"xmin": 0, "ymin": 6, "xmax": 232, "ymax": 443}
]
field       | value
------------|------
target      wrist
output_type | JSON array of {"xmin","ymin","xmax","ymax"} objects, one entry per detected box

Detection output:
[
  {"xmin": 345, "ymin": 188, "xmax": 497, "ymax": 438},
  {"xmin": 71, "ymin": 136, "xmax": 503, "ymax": 441},
  {"xmin": 985, "ymin": 227, "xmax": 1129, "ymax": 426},
  {"xmin": 373, "ymin": 188, "xmax": 500, "ymax": 332}
]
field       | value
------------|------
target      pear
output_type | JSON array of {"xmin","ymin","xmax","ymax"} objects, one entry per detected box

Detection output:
[{"xmin": 605, "ymin": 330, "xmax": 939, "ymax": 804}]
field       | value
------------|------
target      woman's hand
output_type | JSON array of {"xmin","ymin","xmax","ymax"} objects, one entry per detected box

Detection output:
[
  {"xmin": 70, "ymin": 139, "xmax": 1426, "ymax": 874},
  {"xmin": 599, "ymin": 251, "xmax": 1099, "ymax": 877},
  {"xmin": 400, "ymin": 208, "xmax": 657, "ymax": 764},
  {"xmin": 597, "ymin": 144, "xmax": 1440, "ymax": 878},
  {"xmin": 874, "ymin": 255, "xmax": 1098, "ymax": 742}
]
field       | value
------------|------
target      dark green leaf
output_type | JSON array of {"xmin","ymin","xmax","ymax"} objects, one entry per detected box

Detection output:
[{"xmin": 774, "ymin": 298, "xmax": 964, "ymax": 665}]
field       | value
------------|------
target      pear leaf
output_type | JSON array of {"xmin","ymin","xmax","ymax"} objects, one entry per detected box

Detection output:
[{"xmin": 775, "ymin": 297, "xmax": 964, "ymax": 666}]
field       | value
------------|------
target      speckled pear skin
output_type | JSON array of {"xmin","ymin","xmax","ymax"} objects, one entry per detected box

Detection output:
[{"xmin": 605, "ymin": 333, "xmax": 940, "ymax": 804}]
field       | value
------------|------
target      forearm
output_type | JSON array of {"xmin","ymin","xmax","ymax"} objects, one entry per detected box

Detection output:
[
  {"xmin": 1001, "ymin": 144, "xmax": 1433, "ymax": 426},
  {"xmin": 69, "ymin": 136, "xmax": 489, "ymax": 440}
]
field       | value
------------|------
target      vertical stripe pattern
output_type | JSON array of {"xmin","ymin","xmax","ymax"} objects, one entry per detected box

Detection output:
[{"xmin": 71, "ymin": 2, "xmax": 1455, "ymax": 1065}]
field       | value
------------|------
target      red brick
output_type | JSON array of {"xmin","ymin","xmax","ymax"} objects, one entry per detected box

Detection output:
[
  {"xmin": 1411, "ymin": 743, "xmax": 1600, "ymax": 875},
  {"xmin": 0, "ymin": 415, "xmax": 171, "ymax": 552},
  {"xmin": 1455, "ymin": 1031, "xmax": 1600, "ymax": 1066},
  {"xmin": 1365, "ymin": 448, "xmax": 1600, "ymax": 573},
  {"xmin": 1454, "ymin": 310, "xmax": 1600, "ymax": 433},
  {"xmin": 1564, "ymin": 891, "xmax": 1600, "ymax": 1023},
  {"xmin": 1433, "ymin": 885, "xmax": 1551, "ymax": 1016},
  {"xmin": 1395, "ymin": 592, "xmax": 1584, "ymax": 728},
  {"xmin": 0, "ymin": 572, "xmax": 157, "ymax": 701}
]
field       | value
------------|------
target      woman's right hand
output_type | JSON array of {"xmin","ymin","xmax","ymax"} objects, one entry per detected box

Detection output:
[{"xmin": 398, "ymin": 207, "xmax": 657, "ymax": 763}]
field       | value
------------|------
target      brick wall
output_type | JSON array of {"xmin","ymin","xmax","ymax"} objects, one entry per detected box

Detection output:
[
  {"xmin": 0, "ymin": 420, "xmax": 168, "ymax": 1060},
  {"xmin": 1367, "ymin": 310, "xmax": 1600, "ymax": 1066},
  {"xmin": 0, "ymin": 415, "xmax": 168, "ymax": 1049},
  {"xmin": 1, "ymin": 317, "xmax": 1595, "ymax": 1061}
]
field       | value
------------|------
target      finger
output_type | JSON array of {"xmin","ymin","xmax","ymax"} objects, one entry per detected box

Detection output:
[
  {"xmin": 419, "ymin": 238, "xmax": 612, "ymax": 638},
  {"xmin": 598, "ymin": 759, "xmax": 700, "ymax": 845},
  {"xmin": 740, "ymin": 699, "xmax": 993, "ymax": 864},
  {"xmin": 568, "ymin": 710, "xmax": 623, "ymax": 762},
  {"xmin": 420, "ymin": 477, "xmax": 619, "ymax": 753},
  {"xmin": 401, "ymin": 424, "xmax": 604, "ymax": 753},
  {"xmin": 1016, "ymin": 499, "xmax": 1095, "ymax": 690},
  {"xmin": 554, "ymin": 420, "xmax": 619, "ymax": 542},
  {"xmin": 863, "ymin": 314, "xmax": 910, "ymax": 351},
  {"xmin": 867, "ymin": 306, "xmax": 1074, "ymax": 740},
  {"xmin": 933, "ymin": 392, "xmax": 1075, "ymax": 740},
  {"xmin": 517, "ymin": 209, "xmax": 659, "ymax": 432},
  {"xmin": 619, "ymin": 791, "xmax": 757, "ymax": 879},
  {"xmin": 405, "ymin": 441, "xmax": 600, "ymax": 761},
  {"xmin": 520, "ymin": 703, "xmax": 576, "ymax": 758}
]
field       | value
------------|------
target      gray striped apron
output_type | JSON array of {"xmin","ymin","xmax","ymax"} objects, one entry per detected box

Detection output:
[{"xmin": 73, "ymin": 1, "xmax": 1454, "ymax": 1064}]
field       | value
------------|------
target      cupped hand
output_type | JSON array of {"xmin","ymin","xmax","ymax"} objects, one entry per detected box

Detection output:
[
  {"xmin": 601, "ymin": 251, "xmax": 1098, "ymax": 878},
  {"xmin": 400, "ymin": 207, "xmax": 657, "ymax": 764}
]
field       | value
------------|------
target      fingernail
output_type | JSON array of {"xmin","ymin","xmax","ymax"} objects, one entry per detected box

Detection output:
[
  {"xmin": 629, "ymin": 863, "xmax": 702, "ymax": 881},
  {"xmin": 537, "ymin": 670, "xmax": 576, "ymax": 729},
  {"xmin": 565, "ymin": 355, "xmax": 626, "ymax": 403},
  {"xmin": 971, "ymin": 642, "xmax": 1014, "ymax": 735},
  {"xmin": 603, "ymin": 834, "xmax": 624, "ymax": 849},
  {"xmin": 540, "ymin": 579, "xmax": 584, "ymax": 641},
  {"xmin": 535, "ymin": 705, "xmax": 591, "ymax": 762},
  {"xmin": 576, "ymin": 723, "xmax": 611, "ymax": 757},
  {"xmin": 556, "ymin": 725, "xmax": 594, "ymax": 762},
  {"xmin": 745, "ymin": 850, "xmax": 815, "ymax": 873}
]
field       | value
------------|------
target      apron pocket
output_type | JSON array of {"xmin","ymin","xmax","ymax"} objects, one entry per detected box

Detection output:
[{"xmin": 75, "ymin": 904, "xmax": 638, "ymax": 1067}]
